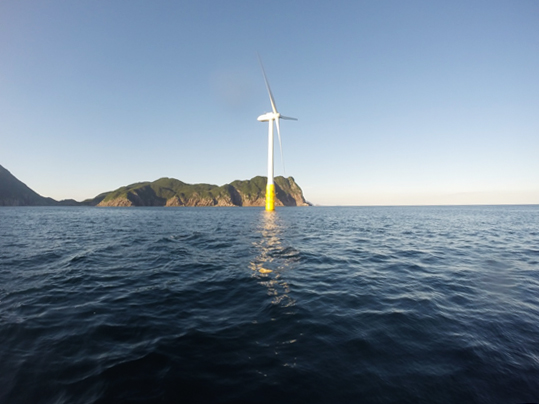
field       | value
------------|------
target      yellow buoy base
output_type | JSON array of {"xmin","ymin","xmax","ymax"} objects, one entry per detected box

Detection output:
[{"xmin": 265, "ymin": 183, "xmax": 275, "ymax": 211}]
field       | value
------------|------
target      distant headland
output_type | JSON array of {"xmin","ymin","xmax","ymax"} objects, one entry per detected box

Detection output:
[{"xmin": 0, "ymin": 164, "xmax": 310, "ymax": 207}]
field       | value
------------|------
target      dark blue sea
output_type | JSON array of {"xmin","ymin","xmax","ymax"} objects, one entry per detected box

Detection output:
[{"xmin": 1, "ymin": 205, "xmax": 538, "ymax": 404}]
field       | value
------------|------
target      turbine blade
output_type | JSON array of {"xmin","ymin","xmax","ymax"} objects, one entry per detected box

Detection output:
[
  {"xmin": 275, "ymin": 118, "xmax": 286, "ymax": 176},
  {"xmin": 257, "ymin": 54, "xmax": 278, "ymax": 114},
  {"xmin": 280, "ymin": 115, "xmax": 298, "ymax": 121}
]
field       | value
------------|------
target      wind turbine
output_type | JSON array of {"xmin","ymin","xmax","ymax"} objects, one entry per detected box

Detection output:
[{"xmin": 257, "ymin": 56, "xmax": 297, "ymax": 211}]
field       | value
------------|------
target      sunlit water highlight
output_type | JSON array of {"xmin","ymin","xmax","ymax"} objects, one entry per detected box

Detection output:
[{"xmin": 1, "ymin": 206, "xmax": 538, "ymax": 403}]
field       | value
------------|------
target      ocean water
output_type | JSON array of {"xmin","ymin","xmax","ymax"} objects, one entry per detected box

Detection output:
[{"xmin": 1, "ymin": 205, "xmax": 538, "ymax": 404}]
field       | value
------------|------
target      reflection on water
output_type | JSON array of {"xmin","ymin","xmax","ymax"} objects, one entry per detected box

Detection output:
[{"xmin": 250, "ymin": 211, "xmax": 296, "ymax": 307}]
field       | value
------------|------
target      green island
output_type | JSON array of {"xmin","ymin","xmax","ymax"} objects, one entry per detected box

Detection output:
[{"xmin": 0, "ymin": 164, "xmax": 310, "ymax": 207}]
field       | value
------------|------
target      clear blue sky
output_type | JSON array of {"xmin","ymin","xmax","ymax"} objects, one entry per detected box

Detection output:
[{"xmin": 1, "ymin": 1, "xmax": 538, "ymax": 205}]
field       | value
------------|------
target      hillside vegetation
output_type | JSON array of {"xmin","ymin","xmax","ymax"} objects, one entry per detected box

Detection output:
[
  {"xmin": 93, "ymin": 176, "xmax": 310, "ymax": 207},
  {"xmin": 0, "ymin": 164, "xmax": 310, "ymax": 207}
]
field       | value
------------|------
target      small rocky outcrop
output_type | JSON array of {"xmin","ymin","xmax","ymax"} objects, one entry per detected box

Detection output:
[{"xmin": 97, "ymin": 198, "xmax": 133, "ymax": 207}]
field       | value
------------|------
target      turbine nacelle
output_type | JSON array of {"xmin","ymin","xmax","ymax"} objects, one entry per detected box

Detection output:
[
  {"xmin": 257, "ymin": 112, "xmax": 280, "ymax": 122},
  {"xmin": 257, "ymin": 112, "xmax": 297, "ymax": 122}
]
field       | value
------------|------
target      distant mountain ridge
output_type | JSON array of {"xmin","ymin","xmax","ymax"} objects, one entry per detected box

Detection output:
[
  {"xmin": 0, "ymin": 164, "xmax": 60, "ymax": 206},
  {"xmin": 0, "ymin": 164, "xmax": 310, "ymax": 207}
]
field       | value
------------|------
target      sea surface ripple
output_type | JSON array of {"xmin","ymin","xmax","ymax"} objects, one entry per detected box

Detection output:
[{"xmin": 1, "ymin": 205, "xmax": 538, "ymax": 403}]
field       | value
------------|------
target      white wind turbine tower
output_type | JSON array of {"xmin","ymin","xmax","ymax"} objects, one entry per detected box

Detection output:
[{"xmin": 257, "ymin": 56, "xmax": 297, "ymax": 211}]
